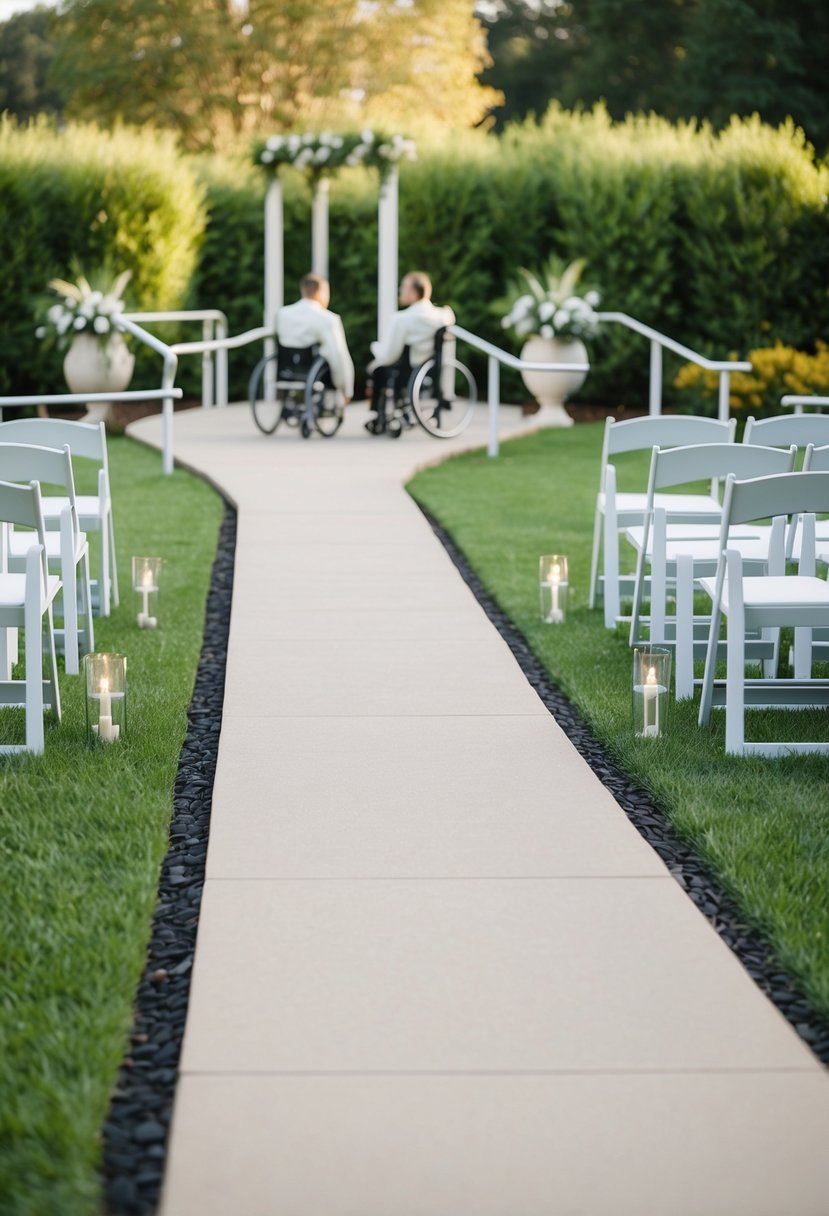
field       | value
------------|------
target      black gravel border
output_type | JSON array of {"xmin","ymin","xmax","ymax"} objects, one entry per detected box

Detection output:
[
  {"xmin": 102, "ymin": 503, "xmax": 236, "ymax": 1216},
  {"xmin": 101, "ymin": 487, "xmax": 828, "ymax": 1215},
  {"xmin": 418, "ymin": 504, "xmax": 829, "ymax": 1069}
]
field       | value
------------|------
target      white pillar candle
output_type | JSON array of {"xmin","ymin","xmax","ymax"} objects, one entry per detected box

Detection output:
[
  {"xmin": 643, "ymin": 665, "xmax": 659, "ymax": 736},
  {"xmin": 96, "ymin": 678, "xmax": 116, "ymax": 742},
  {"xmin": 546, "ymin": 562, "xmax": 563, "ymax": 623},
  {"xmin": 138, "ymin": 569, "xmax": 158, "ymax": 629}
]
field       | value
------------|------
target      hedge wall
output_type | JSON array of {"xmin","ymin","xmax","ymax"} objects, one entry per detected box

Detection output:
[
  {"xmin": 2, "ymin": 111, "xmax": 827, "ymax": 410},
  {"xmin": 0, "ymin": 118, "xmax": 206, "ymax": 395}
]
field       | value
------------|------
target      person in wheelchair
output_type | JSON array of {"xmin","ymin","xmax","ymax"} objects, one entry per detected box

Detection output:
[
  {"xmin": 366, "ymin": 271, "xmax": 454, "ymax": 434},
  {"xmin": 277, "ymin": 272, "xmax": 354, "ymax": 404}
]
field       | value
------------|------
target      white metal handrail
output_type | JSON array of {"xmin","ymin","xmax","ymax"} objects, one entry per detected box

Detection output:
[
  {"xmin": 448, "ymin": 323, "xmax": 587, "ymax": 457},
  {"xmin": 596, "ymin": 311, "xmax": 752, "ymax": 424},
  {"xmin": 781, "ymin": 395, "xmax": 829, "ymax": 415},
  {"xmin": 124, "ymin": 310, "xmax": 231, "ymax": 409}
]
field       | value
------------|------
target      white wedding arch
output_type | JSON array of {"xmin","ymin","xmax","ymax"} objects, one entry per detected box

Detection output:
[{"xmin": 255, "ymin": 131, "xmax": 416, "ymax": 343}]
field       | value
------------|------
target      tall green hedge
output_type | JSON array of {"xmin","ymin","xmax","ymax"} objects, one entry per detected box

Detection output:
[
  {"xmin": 2, "ymin": 111, "xmax": 827, "ymax": 410},
  {"xmin": 0, "ymin": 118, "xmax": 206, "ymax": 395}
]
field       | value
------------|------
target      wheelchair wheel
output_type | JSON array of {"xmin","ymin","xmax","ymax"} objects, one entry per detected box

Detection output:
[
  {"xmin": 410, "ymin": 357, "xmax": 477, "ymax": 438},
  {"xmin": 248, "ymin": 354, "xmax": 285, "ymax": 435},
  {"xmin": 304, "ymin": 358, "xmax": 343, "ymax": 438}
]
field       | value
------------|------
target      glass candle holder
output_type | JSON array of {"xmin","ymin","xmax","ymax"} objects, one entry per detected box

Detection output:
[
  {"xmin": 632, "ymin": 647, "xmax": 671, "ymax": 739},
  {"xmin": 85, "ymin": 652, "xmax": 127, "ymax": 744},
  {"xmin": 539, "ymin": 554, "xmax": 569, "ymax": 624},
  {"xmin": 132, "ymin": 556, "xmax": 161, "ymax": 629}
]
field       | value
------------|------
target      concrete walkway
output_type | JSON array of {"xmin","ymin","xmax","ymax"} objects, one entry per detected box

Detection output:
[{"xmin": 130, "ymin": 403, "xmax": 829, "ymax": 1216}]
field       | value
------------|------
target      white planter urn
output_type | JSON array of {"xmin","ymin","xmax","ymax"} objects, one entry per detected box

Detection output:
[
  {"xmin": 520, "ymin": 335, "xmax": 589, "ymax": 428},
  {"xmin": 62, "ymin": 332, "xmax": 135, "ymax": 425}
]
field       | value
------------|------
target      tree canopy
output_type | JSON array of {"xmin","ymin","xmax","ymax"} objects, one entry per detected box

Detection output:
[
  {"xmin": 49, "ymin": 0, "xmax": 500, "ymax": 150},
  {"xmin": 478, "ymin": 0, "xmax": 829, "ymax": 150}
]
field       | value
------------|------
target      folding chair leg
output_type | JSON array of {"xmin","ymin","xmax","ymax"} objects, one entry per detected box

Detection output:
[
  {"xmin": 0, "ymin": 626, "xmax": 16, "ymax": 680},
  {"xmin": 698, "ymin": 601, "xmax": 722, "ymax": 727},
  {"xmin": 650, "ymin": 510, "xmax": 668, "ymax": 645},
  {"xmin": 675, "ymin": 554, "xmax": 694, "ymax": 700},
  {"xmin": 99, "ymin": 519, "xmax": 111, "ymax": 617},
  {"xmin": 602, "ymin": 515, "xmax": 620, "ymax": 628},
  {"xmin": 724, "ymin": 555, "xmax": 746, "ymax": 756},
  {"xmin": 108, "ymin": 511, "xmax": 119, "ymax": 608},
  {"xmin": 24, "ymin": 569, "xmax": 45, "ymax": 755},
  {"xmin": 45, "ymin": 602, "xmax": 61, "ymax": 723},
  {"xmin": 80, "ymin": 549, "xmax": 95, "ymax": 656},
  {"xmin": 589, "ymin": 505, "xmax": 602, "ymax": 609},
  {"xmin": 793, "ymin": 627, "xmax": 812, "ymax": 680},
  {"xmin": 62, "ymin": 564, "xmax": 80, "ymax": 676}
]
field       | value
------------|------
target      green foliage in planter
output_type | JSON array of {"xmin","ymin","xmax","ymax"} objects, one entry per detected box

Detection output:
[{"xmin": 0, "ymin": 118, "xmax": 206, "ymax": 396}]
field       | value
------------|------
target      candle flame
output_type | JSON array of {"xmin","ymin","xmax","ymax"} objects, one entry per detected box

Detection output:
[
  {"xmin": 646, "ymin": 666, "xmax": 657, "ymax": 685},
  {"xmin": 142, "ymin": 570, "xmax": 154, "ymax": 590},
  {"xmin": 550, "ymin": 562, "xmax": 560, "ymax": 583},
  {"xmin": 101, "ymin": 678, "xmax": 109, "ymax": 694}
]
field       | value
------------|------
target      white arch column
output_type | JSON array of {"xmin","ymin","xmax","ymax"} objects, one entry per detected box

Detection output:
[
  {"xmin": 264, "ymin": 177, "xmax": 284, "ymax": 331},
  {"xmin": 311, "ymin": 177, "xmax": 330, "ymax": 279},
  {"xmin": 377, "ymin": 167, "xmax": 399, "ymax": 345}
]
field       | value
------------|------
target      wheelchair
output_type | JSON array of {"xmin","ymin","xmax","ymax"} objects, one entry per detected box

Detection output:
[
  {"xmin": 366, "ymin": 328, "xmax": 477, "ymax": 439},
  {"xmin": 248, "ymin": 343, "xmax": 344, "ymax": 439}
]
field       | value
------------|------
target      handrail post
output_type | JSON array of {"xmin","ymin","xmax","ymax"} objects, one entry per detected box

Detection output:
[
  {"xmin": 718, "ymin": 371, "xmax": 731, "ymax": 423},
  {"xmin": 162, "ymin": 352, "xmax": 179, "ymax": 476},
  {"xmin": 488, "ymin": 355, "xmax": 500, "ymax": 458},
  {"xmin": 649, "ymin": 339, "xmax": 663, "ymax": 416},
  {"xmin": 201, "ymin": 318, "xmax": 213, "ymax": 409},
  {"xmin": 216, "ymin": 315, "xmax": 228, "ymax": 407}
]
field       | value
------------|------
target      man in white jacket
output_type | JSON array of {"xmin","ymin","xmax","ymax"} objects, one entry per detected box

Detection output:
[
  {"xmin": 276, "ymin": 273, "xmax": 354, "ymax": 402},
  {"xmin": 367, "ymin": 272, "xmax": 455, "ymax": 430}
]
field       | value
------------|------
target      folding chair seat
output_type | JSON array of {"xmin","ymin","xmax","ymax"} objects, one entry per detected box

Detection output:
[
  {"xmin": 589, "ymin": 415, "xmax": 735, "ymax": 628},
  {"xmin": 0, "ymin": 442, "xmax": 94, "ymax": 675},
  {"xmin": 0, "ymin": 419, "xmax": 117, "ymax": 615},
  {"xmin": 628, "ymin": 443, "xmax": 796, "ymax": 699},
  {"xmin": 0, "ymin": 479, "xmax": 61, "ymax": 755},
  {"xmin": 698, "ymin": 471, "xmax": 829, "ymax": 756}
]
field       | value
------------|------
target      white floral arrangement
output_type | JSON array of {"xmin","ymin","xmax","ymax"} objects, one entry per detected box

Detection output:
[
  {"xmin": 500, "ymin": 257, "xmax": 601, "ymax": 343},
  {"xmin": 36, "ymin": 267, "xmax": 131, "ymax": 351},
  {"xmin": 254, "ymin": 130, "xmax": 416, "ymax": 180}
]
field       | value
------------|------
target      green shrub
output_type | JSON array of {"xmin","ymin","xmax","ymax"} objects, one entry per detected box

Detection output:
[
  {"xmin": 0, "ymin": 118, "xmax": 207, "ymax": 395},
  {"xmin": 675, "ymin": 340, "xmax": 829, "ymax": 419}
]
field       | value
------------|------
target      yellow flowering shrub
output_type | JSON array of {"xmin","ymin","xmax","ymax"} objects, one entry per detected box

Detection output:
[{"xmin": 673, "ymin": 341, "xmax": 829, "ymax": 417}]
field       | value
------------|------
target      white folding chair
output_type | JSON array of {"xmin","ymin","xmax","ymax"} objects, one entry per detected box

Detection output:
[
  {"xmin": 743, "ymin": 413, "xmax": 829, "ymax": 453},
  {"xmin": 698, "ymin": 471, "xmax": 829, "ymax": 757},
  {"xmin": 589, "ymin": 415, "xmax": 735, "ymax": 628},
  {"xmin": 0, "ymin": 479, "xmax": 61, "ymax": 755},
  {"xmin": 628, "ymin": 443, "xmax": 797, "ymax": 699},
  {"xmin": 0, "ymin": 443, "xmax": 94, "ymax": 675},
  {"xmin": 0, "ymin": 419, "xmax": 117, "ymax": 616}
]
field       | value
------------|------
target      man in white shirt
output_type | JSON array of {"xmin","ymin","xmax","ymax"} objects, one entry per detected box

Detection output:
[
  {"xmin": 367, "ymin": 271, "xmax": 455, "ymax": 431},
  {"xmin": 276, "ymin": 273, "xmax": 354, "ymax": 402}
]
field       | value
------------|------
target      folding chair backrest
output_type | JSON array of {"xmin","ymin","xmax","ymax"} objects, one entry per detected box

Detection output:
[
  {"xmin": 803, "ymin": 443, "xmax": 829, "ymax": 472},
  {"xmin": 651, "ymin": 442, "xmax": 795, "ymax": 494},
  {"xmin": 743, "ymin": 414, "xmax": 829, "ymax": 449},
  {"xmin": 0, "ymin": 478, "xmax": 48, "ymax": 584},
  {"xmin": 0, "ymin": 419, "xmax": 108, "ymax": 474},
  {"xmin": 599, "ymin": 415, "xmax": 736, "ymax": 494},
  {"xmin": 0, "ymin": 442, "xmax": 75, "ymax": 501},
  {"xmin": 723, "ymin": 471, "xmax": 829, "ymax": 529}
]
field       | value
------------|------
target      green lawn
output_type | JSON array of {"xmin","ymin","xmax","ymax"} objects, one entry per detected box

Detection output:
[
  {"xmin": 408, "ymin": 423, "xmax": 829, "ymax": 1019},
  {"xmin": 0, "ymin": 436, "xmax": 223, "ymax": 1216}
]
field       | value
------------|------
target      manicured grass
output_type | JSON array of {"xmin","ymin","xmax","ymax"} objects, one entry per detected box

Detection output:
[
  {"xmin": 0, "ymin": 436, "xmax": 223, "ymax": 1216},
  {"xmin": 408, "ymin": 423, "xmax": 829, "ymax": 1019}
]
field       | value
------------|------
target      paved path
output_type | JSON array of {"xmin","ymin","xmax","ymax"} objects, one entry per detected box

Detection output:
[{"xmin": 130, "ymin": 403, "xmax": 829, "ymax": 1216}]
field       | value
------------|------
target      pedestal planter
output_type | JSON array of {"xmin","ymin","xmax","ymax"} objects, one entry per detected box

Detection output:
[
  {"xmin": 62, "ymin": 333, "xmax": 135, "ymax": 425},
  {"xmin": 520, "ymin": 335, "xmax": 588, "ymax": 428}
]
